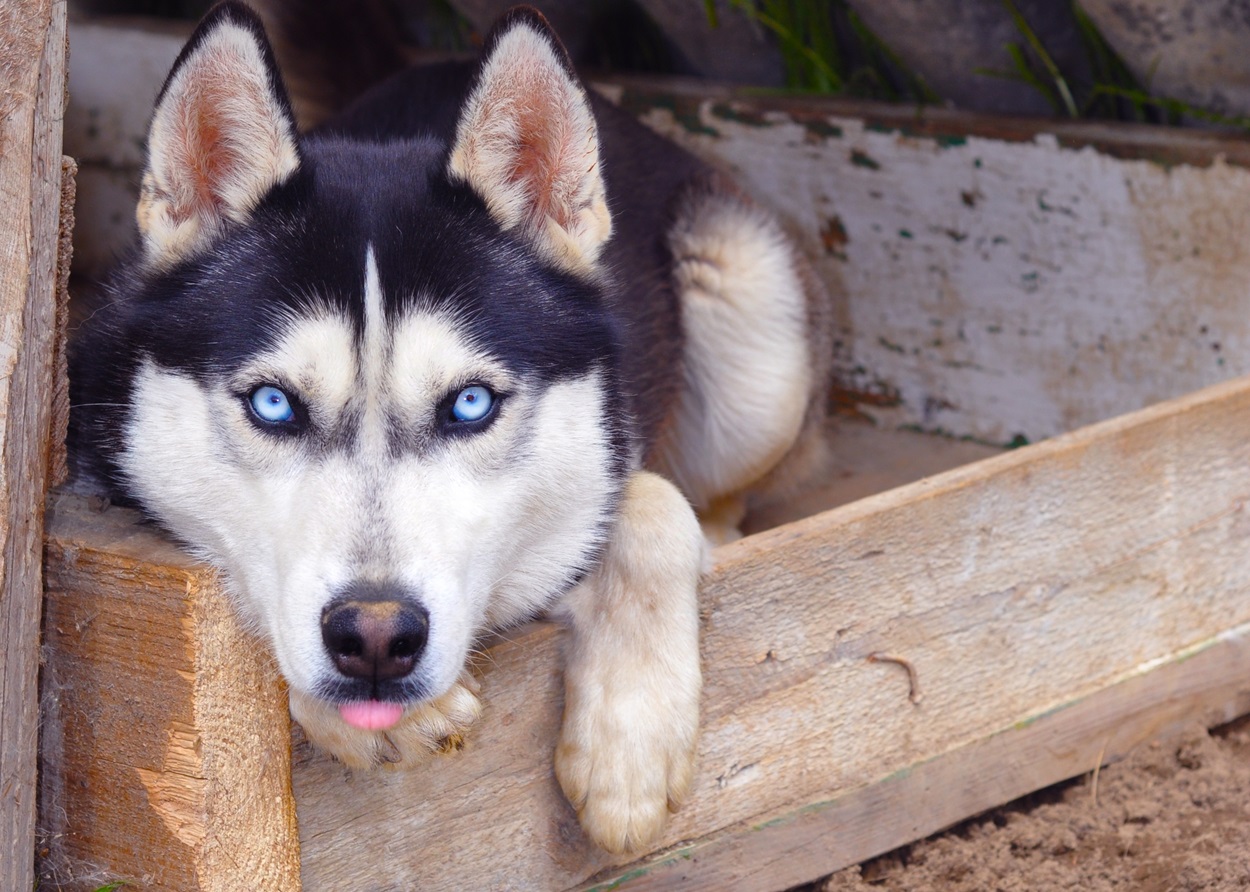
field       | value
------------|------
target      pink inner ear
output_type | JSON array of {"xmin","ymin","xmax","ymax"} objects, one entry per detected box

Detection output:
[
  {"xmin": 504, "ymin": 70, "xmax": 582, "ymax": 231},
  {"xmin": 167, "ymin": 79, "xmax": 243, "ymax": 222}
]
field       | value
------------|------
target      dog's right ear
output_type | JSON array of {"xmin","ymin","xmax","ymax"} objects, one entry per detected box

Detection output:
[
  {"xmin": 137, "ymin": 2, "xmax": 301, "ymax": 268},
  {"xmin": 447, "ymin": 7, "xmax": 611, "ymax": 275}
]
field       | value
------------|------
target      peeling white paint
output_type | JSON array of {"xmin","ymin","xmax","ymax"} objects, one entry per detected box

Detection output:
[{"xmin": 618, "ymin": 94, "xmax": 1250, "ymax": 444}]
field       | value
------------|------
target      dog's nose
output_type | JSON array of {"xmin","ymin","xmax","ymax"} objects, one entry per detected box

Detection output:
[{"xmin": 321, "ymin": 598, "xmax": 429, "ymax": 682}]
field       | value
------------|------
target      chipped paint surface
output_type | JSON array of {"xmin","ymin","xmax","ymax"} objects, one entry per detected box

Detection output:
[{"xmin": 608, "ymin": 90, "xmax": 1250, "ymax": 445}]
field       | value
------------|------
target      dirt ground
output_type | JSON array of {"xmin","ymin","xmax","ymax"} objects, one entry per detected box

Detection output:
[{"xmin": 791, "ymin": 717, "xmax": 1250, "ymax": 892}]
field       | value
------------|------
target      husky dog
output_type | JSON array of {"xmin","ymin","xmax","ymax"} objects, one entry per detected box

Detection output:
[{"xmin": 70, "ymin": 1, "xmax": 831, "ymax": 854}]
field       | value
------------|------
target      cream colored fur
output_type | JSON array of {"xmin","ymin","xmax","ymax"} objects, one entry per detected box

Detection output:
[
  {"xmin": 138, "ymin": 21, "xmax": 299, "ymax": 267},
  {"xmin": 552, "ymin": 470, "xmax": 704, "ymax": 854},
  {"xmin": 653, "ymin": 187, "xmax": 815, "ymax": 544},
  {"xmin": 446, "ymin": 25, "xmax": 611, "ymax": 275},
  {"xmin": 291, "ymin": 671, "xmax": 483, "ymax": 768}
]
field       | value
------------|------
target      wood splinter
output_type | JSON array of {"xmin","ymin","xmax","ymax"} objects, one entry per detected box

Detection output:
[{"xmin": 868, "ymin": 652, "xmax": 923, "ymax": 705}]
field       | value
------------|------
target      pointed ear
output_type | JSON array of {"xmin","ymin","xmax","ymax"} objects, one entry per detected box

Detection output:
[
  {"xmin": 137, "ymin": 1, "xmax": 301, "ymax": 268},
  {"xmin": 447, "ymin": 7, "xmax": 612, "ymax": 274}
]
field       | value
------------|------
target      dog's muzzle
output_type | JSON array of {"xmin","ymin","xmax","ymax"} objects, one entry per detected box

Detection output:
[{"xmin": 321, "ymin": 585, "xmax": 429, "ymax": 684}]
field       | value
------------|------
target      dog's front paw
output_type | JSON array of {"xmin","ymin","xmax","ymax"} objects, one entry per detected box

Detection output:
[
  {"xmin": 291, "ymin": 671, "xmax": 483, "ymax": 769},
  {"xmin": 554, "ymin": 663, "xmax": 699, "ymax": 854}
]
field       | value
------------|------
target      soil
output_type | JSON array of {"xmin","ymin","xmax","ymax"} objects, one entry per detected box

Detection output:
[{"xmin": 796, "ymin": 717, "xmax": 1250, "ymax": 892}]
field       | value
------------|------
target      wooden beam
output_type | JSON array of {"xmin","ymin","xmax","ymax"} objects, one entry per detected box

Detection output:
[
  {"xmin": 39, "ymin": 495, "xmax": 302, "ymax": 891},
  {"xmin": 591, "ymin": 624, "xmax": 1250, "ymax": 891},
  {"xmin": 292, "ymin": 373, "xmax": 1250, "ymax": 890},
  {"xmin": 0, "ymin": 2, "xmax": 68, "ymax": 889}
]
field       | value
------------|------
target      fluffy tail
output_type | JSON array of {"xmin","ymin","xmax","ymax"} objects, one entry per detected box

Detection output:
[{"xmin": 249, "ymin": 0, "xmax": 412, "ymax": 130}]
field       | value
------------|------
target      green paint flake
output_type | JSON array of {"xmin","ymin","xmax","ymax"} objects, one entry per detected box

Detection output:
[
  {"xmin": 615, "ymin": 91, "xmax": 719, "ymax": 137},
  {"xmin": 898, "ymin": 229, "xmax": 914, "ymax": 239},
  {"xmin": 935, "ymin": 134, "xmax": 968, "ymax": 147},
  {"xmin": 584, "ymin": 866, "xmax": 651, "ymax": 891},
  {"xmin": 878, "ymin": 336, "xmax": 906, "ymax": 354},
  {"xmin": 710, "ymin": 102, "xmax": 771, "ymax": 128},
  {"xmin": 804, "ymin": 119, "xmax": 844, "ymax": 139},
  {"xmin": 1006, "ymin": 433, "xmax": 1031, "ymax": 449},
  {"xmin": 584, "ymin": 849, "xmax": 698, "ymax": 891},
  {"xmin": 850, "ymin": 149, "xmax": 881, "ymax": 170}
]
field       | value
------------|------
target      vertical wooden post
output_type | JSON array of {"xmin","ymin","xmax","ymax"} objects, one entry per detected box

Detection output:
[{"xmin": 0, "ymin": 1, "xmax": 69, "ymax": 888}]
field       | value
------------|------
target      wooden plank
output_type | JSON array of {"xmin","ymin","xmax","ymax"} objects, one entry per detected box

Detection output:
[
  {"xmin": 39, "ymin": 496, "xmax": 302, "ymax": 891},
  {"xmin": 63, "ymin": 20, "xmax": 188, "ymax": 275},
  {"xmin": 0, "ymin": 2, "xmax": 67, "ymax": 889},
  {"xmin": 599, "ymin": 623, "xmax": 1250, "ymax": 891},
  {"xmin": 291, "ymin": 373, "xmax": 1250, "ymax": 891},
  {"xmin": 47, "ymin": 156, "xmax": 75, "ymax": 490}
]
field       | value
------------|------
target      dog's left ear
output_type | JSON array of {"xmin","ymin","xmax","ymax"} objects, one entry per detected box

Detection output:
[
  {"xmin": 138, "ymin": 2, "xmax": 301, "ymax": 268},
  {"xmin": 447, "ymin": 7, "xmax": 611, "ymax": 274}
]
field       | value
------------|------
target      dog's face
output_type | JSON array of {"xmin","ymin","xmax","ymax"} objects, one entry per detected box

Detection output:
[{"xmin": 81, "ymin": 4, "xmax": 626, "ymax": 716}]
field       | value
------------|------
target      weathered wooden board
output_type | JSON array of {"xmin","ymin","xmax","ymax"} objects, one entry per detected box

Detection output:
[
  {"xmin": 600, "ymin": 79, "xmax": 1250, "ymax": 446},
  {"xmin": 39, "ymin": 495, "xmax": 302, "ymax": 890},
  {"xmin": 288, "ymin": 373, "xmax": 1250, "ymax": 890},
  {"xmin": 0, "ymin": 2, "xmax": 68, "ymax": 889}
]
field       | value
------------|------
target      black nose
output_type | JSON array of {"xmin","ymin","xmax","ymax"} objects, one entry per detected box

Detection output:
[{"xmin": 321, "ymin": 596, "xmax": 429, "ymax": 682}]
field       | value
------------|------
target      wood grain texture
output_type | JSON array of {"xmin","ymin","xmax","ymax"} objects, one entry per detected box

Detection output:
[
  {"xmin": 600, "ymin": 623, "xmax": 1250, "ymax": 891},
  {"xmin": 292, "ymin": 373, "xmax": 1250, "ymax": 891},
  {"xmin": 48, "ymin": 156, "xmax": 75, "ymax": 489},
  {"xmin": 39, "ymin": 495, "xmax": 302, "ymax": 891},
  {"xmin": 0, "ymin": 2, "xmax": 67, "ymax": 889}
]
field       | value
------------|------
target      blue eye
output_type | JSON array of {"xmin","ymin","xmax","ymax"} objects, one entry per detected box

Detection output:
[
  {"xmin": 451, "ymin": 385, "xmax": 493, "ymax": 423},
  {"xmin": 250, "ymin": 385, "xmax": 296, "ymax": 424}
]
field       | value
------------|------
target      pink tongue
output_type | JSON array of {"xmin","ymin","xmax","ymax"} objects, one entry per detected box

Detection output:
[{"xmin": 339, "ymin": 700, "xmax": 404, "ymax": 730}]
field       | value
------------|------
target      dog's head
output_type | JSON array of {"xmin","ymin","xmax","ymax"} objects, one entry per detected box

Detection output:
[{"xmin": 82, "ymin": 3, "xmax": 628, "ymax": 723}]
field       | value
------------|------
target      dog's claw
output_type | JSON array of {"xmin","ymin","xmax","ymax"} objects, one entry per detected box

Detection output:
[
  {"xmin": 554, "ymin": 679, "xmax": 698, "ymax": 855},
  {"xmin": 291, "ymin": 670, "xmax": 483, "ymax": 770}
]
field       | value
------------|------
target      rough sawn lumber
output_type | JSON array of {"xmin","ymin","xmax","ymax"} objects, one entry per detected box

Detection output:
[
  {"xmin": 40, "ymin": 499, "xmax": 302, "ymax": 890},
  {"xmin": 0, "ymin": 2, "xmax": 68, "ymax": 889}
]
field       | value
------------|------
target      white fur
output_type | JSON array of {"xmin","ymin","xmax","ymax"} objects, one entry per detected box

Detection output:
[
  {"xmin": 655, "ymin": 190, "xmax": 813, "ymax": 529},
  {"xmin": 553, "ymin": 471, "xmax": 703, "ymax": 854},
  {"xmin": 120, "ymin": 250, "xmax": 617, "ymax": 714},
  {"xmin": 138, "ymin": 19, "xmax": 299, "ymax": 267}
]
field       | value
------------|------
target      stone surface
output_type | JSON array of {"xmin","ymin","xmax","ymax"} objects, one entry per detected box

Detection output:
[
  {"xmin": 1081, "ymin": 0, "xmax": 1250, "ymax": 120},
  {"xmin": 846, "ymin": 0, "xmax": 1090, "ymax": 115}
]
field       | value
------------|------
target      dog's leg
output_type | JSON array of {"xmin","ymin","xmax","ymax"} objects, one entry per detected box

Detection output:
[
  {"xmin": 553, "ymin": 470, "xmax": 703, "ymax": 854},
  {"xmin": 291, "ymin": 670, "xmax": 483, "ymax": 769}
]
